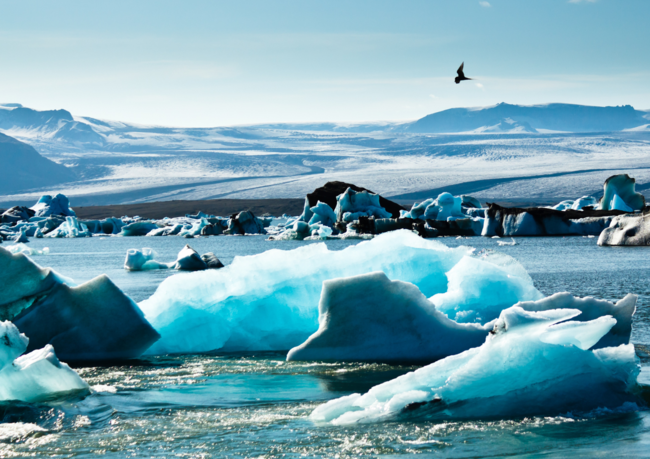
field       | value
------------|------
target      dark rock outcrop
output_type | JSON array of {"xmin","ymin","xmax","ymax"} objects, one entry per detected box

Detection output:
[{"xmin": 306, "ymin": 181, "xmax": 405, "ymax": 219}]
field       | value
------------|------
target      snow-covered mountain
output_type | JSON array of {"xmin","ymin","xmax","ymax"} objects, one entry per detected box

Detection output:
[
  {"xmin": 404, "ymin": 103, "xmax": 650, "ymax": 134},
  {"xmin": 0, "ymin": 104, "xmax": 105, "ymax": 145},
  {"xmin": 0, "ymin": 132, "xmax": 77, "ymax": 194},
  {"xmin": 1, "ymin": 102, "xmax": 650, "ymax": 207}
]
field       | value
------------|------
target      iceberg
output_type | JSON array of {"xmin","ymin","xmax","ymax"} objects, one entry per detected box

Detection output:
[
  {"xmin": 287, "ymin": 272, "xmax": 488, "ymax": 363},
  {"xmin": 571, "ymin": 196, "xmax": 598, "ymax": 210},
  {"xmin": 12, "ymin": 227, "xmax": 29, "ymax": 243},
  {"xmin": 225, "ymin": 211, "xmax": 266, "ymax": 235},
  {"xmin": 120, "ymin": 220, "xmax": 160, "ymax": 237},
  {"xmin": 124, "ymin": 245, "xmax": 222, "ymax": 271},
  {"xmin": 201, "ymin": 252, "xmax": 225, "ymax": 269},
  {"xmin": 200, "ymin": 222, "xmax": 225, "ymax": 236},
  {"xmin": 45, "ymin": 216, "xmax": 91, "ymax": 238},
  {"xmin": 124, "ymin": 248, "xmax": 169, "ymax": 271},
  {"xmin": 174, "ymin": 245, "xmax": 209, "ymax": 270},
  {"xmin": 0, "ymin": 321, "xmax": 89, "ymax": 403},
  {"xmin": 178, "ymin": 218, "xmax": 210, "ymax": 237},
  {"xmin": 1, "ymin": 247, "xmax": 160, "ymax": 362},
  {"xmin": 311, "ymin": 306, "xmax": 641, "ymax": 424},
  {"xmin": 402, "ymin": 193, "xmax": 483, "ymax": 222},
  {"xmin": 598, "ymin": 213, "xmax": 650, "ymax": 246},
  {"xmin": 82, "ymin": 217, "xmax": 125, "ymax": 235},
  {"xmin": 1, "ymin": 206, "xmax": 35, "ymax": 224},
  {"xmin": 599, "ymin": 174, "xmax": 645, "ymax": 212},
  {"xmin": 402, "ymin": 198, "xmax": 434, "ymax": 220},
  {"xmin": 308, "ymin": 201, "xmax": 337, "ymax": 228},
  {"xmin": 433, "ymin": 192, "xmax": 463, "ymax": 221},
  {"xmin": 515, "ymin": 292, "xmax": 636, "ymax": 349},
  {"xmin": 299, "ymin": 181, "xmax": 404, "ymax": 224},
  {"xmin": 30, "ymin": 194, "xmax": 76, "ymax": 218},
  {"xmin": 431, "ymin": 252, "xmax": 543, "ymax": 324},
  {"xmin": 482, "ymin": 203, "xmax": 620, "ymax": 237},
  {"xmin": 5, "ymin": 243, "xmax": 49, "ymax": 256},
  {"xmin": 139, "ymin": 230, "xmax": 470, "ymax": 355},
  {"xmin": 334, "ymin": 188, "xmax": 392, "ymax": 223}
]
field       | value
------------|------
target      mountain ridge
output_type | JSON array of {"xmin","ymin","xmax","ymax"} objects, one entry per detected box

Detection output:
[{"xmin": 0, "ymin": 132, "xmax": 77, "ymax": 194}]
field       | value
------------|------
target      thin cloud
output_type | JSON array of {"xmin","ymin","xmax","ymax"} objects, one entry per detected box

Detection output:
[
  {"xmin": 429, "ymin": 94, "xmax": 436, "ymax": 99},
  {"xmin": 475, "ymin": 83, "xmax": 484, "ymax": 88},
  {"xmin": 479, "ymin": 1, "xmax": 491, "ymax": 7}
]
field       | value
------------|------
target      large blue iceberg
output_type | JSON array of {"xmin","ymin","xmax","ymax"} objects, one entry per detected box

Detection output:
[{"xmin": 140, "ymin": 231, "xmax": 542, "ymax": 355}]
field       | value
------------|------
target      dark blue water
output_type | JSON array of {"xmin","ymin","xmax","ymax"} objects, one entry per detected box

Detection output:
[{"xmin": 3, "ymin": 235, "xmax": 650, "ymax": 457}]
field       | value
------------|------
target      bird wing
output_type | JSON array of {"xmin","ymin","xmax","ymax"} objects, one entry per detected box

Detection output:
[{"xmin": 457, "ymin": 62, "xmax": 465, "ymax": 78}]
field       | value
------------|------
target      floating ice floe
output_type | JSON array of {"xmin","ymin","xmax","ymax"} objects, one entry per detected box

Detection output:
[
  {"xmin": 288, "ymin": 259, "xmax": 634, "ymax": 362},
  {"xmin": 552, "ymin": 196, "xmax": 599, "ymax": 211},
  {"xmin": 482, "ymin": 203, "xmax": 621, "ymax": 237},
  {"xmin": 124, "ymin": 248, "xmax": 170, "ymax": 271},
  {"xmin": 45, "ymin": 216, "xmax": 91, "ymax": 238},
  {"xmin": 139, "ymin": 230, "xmax": 541, "ymax": 355},
  {"xmin": 4, "ymin": 243, "xmax": 49, "ymax": 256},
  {"xmin": 308, "ymin": 201, "xmax": 337, "ymax": 227},
  {"xmin": 598, "ymin": 174, "xmax": 645, "ymax": 212},
  {"xmin": 30, "ymin": 194, "xmax": 76, "ymax": 218},
  {"xmin": 310, "ymin": 305, "xmax": 641, "ymax": 424},
  {"xmin": 12, "ymin": 227, "xmax": 29, "ymax": 243},
  {"xmin": 401, "ymin": 193, "xmax": 483, "ymax": 222},
  {"xmin": 124, "ymin": 245, "xmax": 223, "ymax": 271},
  {"xmin": 225, "ymin": 211, "xmax": 268, "ymax": 235},
  {"xmin": 0, "ymin": 246, "xmax": 160, "ymax": 362},
  {"xmin": 0, "ymin": 321, "xmax": 89, "ymax": 403},
  {"xmin": 120, "ymin": 220, "xmax": 160, "ymax": 237},
  {"xmin": 82, "ymin": 217, "xmax": 125, "ymax": 235},
  {"xmin": 335, "ymin": 188, "xmax": 392, "ymax": 223},
  {"xmin": 598, "ymin": 213, "xmax": 650, "ymax": 246}
]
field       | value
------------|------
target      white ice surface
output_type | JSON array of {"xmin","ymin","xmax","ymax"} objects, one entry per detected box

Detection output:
[
  {"xmin": 4, "ymin": 116, "xmax": 650, "ymax": 207},
  {"xmin": 0, "ymin": 321, "xmax": 89, "ymax": 403},
  {"xmin": 311, "ymin": 306, "xmax": 640, "ymax": 424}
]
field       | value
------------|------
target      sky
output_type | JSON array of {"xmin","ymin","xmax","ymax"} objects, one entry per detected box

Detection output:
[{"xmin": 1, "ymin": 0, "xmax": 649, "ymax": 127}]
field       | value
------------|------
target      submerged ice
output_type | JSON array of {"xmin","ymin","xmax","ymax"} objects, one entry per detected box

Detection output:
[{"xmin": 311, "ymin": 305, "xmax": 641, "ymax": 424}]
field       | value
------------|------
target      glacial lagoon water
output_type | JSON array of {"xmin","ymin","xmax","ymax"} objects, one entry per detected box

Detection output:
[{"xmin": 3, "ymin": 235, "xmax": 650, "ymax": 457}]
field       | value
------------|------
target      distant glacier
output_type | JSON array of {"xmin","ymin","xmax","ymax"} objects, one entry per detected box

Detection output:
[{"xmin": 1, "ymin": 102, "xmax": 650, "ymax": 207}]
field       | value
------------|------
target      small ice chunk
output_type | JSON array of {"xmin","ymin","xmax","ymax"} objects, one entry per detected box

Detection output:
[{"xmin": 0, "ymin": 321, "xmax": 89, "ymax": 403}]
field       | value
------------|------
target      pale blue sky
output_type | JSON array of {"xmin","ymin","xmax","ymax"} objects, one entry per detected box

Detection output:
[{"xmin": 1, "ymin": 0, "xmax": 648, "ymax": 126}]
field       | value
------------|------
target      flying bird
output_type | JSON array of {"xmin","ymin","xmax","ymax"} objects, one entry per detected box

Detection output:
[{"xmin": 455, "ymin": 62, "xmax": 473, "ymax": 84}]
